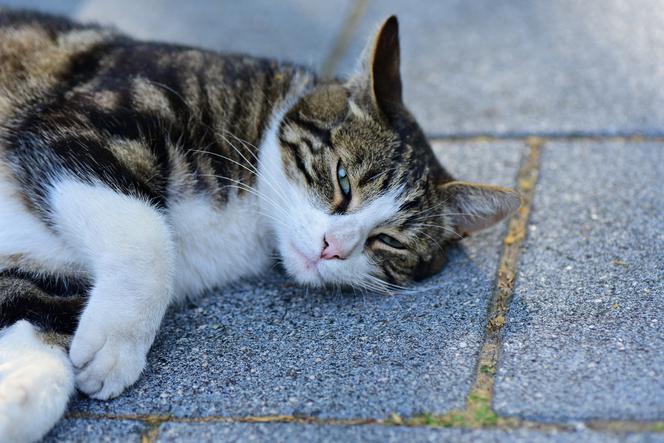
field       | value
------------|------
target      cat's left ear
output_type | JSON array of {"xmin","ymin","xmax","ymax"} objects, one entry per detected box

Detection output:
[
  {"xmin": 439, "ymin": 181, "xmax": 522, "ymax": 236},
  {"xmin": 358, "ymin": 15, "xmax": 403, "ymax": 117}
]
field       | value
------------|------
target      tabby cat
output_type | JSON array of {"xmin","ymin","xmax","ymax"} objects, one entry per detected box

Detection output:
[{"xmin": 0, "ymin": 9, "xmax": 520, "ymax": 442}]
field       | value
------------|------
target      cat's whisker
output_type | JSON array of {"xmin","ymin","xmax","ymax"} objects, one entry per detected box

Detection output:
[
  {"xmin": 188, "ymin": 148, "xmax": 260, "ymax": 179},
  {"xmin": 189, "ymin": 145, "xmax": 292, "ymax": 214},
  {"xmin": 406, "ymin": 199, "xmax": 451, "ymax": 219},
  {"xmin": 218, "ymin": 129, "xmax": 262, "ymax": 164},
  {"xmin": 357, "ymin": 276, "xmax": 395, "ymax": 295},
  {"xmin": 148, "ymin": 88, "xmax": 289, "ymax": 210},
  {"xmin": 197, "ymin": 173, "xmax": 290, "ymax": 218},
  {"xmin": 214, "ymin": 130, "xmax": 292, "ymax": 205},
  {"xmin": 415, "ymin": 230, "xmax": 448, "ymax": 255},
  {"xmin": 222, "ymin": 131, "xmax": 293, "ymax": 210},
  {"xmin": 412, "ymin": 222, "xmax": 463, "ymax": 240},
  {"xmin": 365, "ymin": 275, "xmax": 411, "ymax": 294},
  {"xmin": 195, "ymin": 174, "xmax": 285, "ymax": 211},
  {"xmin": 256, "ymin": 211, "xmax": 291, "ymax": 230},
  {"xmin": 408, "ymin": 211, "xmax": 479, "ymax": 223}
]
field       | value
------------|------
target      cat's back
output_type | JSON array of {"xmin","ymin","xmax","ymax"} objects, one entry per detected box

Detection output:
[{"xmin": 0, "ymin": 10, "xmax": 113, "ymax": 117}]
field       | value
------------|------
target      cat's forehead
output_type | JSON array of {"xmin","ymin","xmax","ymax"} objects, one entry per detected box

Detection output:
[{"xmin": 282, "ymin": 83, "xmax": 442, "ymax": 205}]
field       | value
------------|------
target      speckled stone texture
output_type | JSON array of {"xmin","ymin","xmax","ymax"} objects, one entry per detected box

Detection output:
[
  {"xmin": 494, "ymin": 142, "xmax": 664, "ymax": 421},
  {"xmin": 1, "ymin": 1, "xmax": 663, "ymax": 442},
  {"xmin": 67, "ymin": 142, "xmax": 523, "ymax": 419},
  {"xmin": 155, "ymin": 422, "xmax": 662, "ymax": 443},
  {"xmin": 43, "ymin": 419, "xmax": 146, "ymax": 443}
]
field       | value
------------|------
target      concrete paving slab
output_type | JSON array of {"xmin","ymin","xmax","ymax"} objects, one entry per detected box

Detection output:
[
  {"xmin": 155, "ymin": 422, "xmax": 662, "ymax": 443},
  {"xmin": 43, "ymin": 419, "xmax": 146, "ymax": 443},
  {"xmin": 494, "ymin": 142, "xmax": 664, "ymax": 421},
  {"xmin": 340, "ymin": 0, "xmax": 664, "ymax": 136},
  {"xmin": 76, "ymin": 0, "xmax": 354, "ymax": 70},
  {"xmin": 68, "ymin": 142, "xmax": 523, "ymax": 419}
]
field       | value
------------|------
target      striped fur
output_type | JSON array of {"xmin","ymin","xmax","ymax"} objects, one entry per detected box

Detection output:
[{"xmin": 0, "ymin": 11, "xmax": 519, "ymax": 442}]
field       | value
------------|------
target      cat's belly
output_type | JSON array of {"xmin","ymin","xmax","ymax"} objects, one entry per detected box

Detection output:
[{"xmin": 168, "ymin": 193, "xmax": 273, "ymax": 300}]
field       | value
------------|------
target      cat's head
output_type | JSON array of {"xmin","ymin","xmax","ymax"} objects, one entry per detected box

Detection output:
[{"xmin": 260, "ymin": 16, "xmax": 520, "ymax": 290}]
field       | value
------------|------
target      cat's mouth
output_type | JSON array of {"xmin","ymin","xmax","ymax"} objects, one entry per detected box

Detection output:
[{"xmin": 287, "ymin": 242, "xmax": 324, "ymax": 284}]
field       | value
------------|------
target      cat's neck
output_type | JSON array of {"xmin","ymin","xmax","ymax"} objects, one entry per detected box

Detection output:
[
  {"xmin": 191, "ymin": 59, "xmax": 316, "ymax": 200},
  {"xmin": 207, "ymin": 59, "xmax": 315, "ymax": 158}
]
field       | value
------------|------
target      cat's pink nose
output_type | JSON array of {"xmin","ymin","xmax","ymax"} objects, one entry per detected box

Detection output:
[{"xmin": 320, "ymin": 235, "xmax": 346, "ymax": 260}]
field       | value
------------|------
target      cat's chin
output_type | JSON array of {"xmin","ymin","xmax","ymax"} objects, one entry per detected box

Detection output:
[{"xmin": 280, "ymin": 242, "xmax": 326, "ymax": 286}]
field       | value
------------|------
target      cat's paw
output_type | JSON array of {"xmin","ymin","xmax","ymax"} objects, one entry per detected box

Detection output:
[
  {"xmin": 0, "ymin": 321, "xmax": 75, "ymax": 443},
  {"xmin": 69, "ymin": 316, "xmax": 151, "ymax": 400}
]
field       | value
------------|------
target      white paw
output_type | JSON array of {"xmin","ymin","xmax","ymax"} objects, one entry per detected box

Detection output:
[
  {"xmin": 70, "ymin": 316, "xmax": 151, "ymax": 400},
  {"xmin": 0, "ymin": 321, "xmax": 74, "ymax": 443}
]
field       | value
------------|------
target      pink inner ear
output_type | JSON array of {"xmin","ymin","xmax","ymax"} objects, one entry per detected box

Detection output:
[
  {"xmin": 441, "ymin": 182, "xmax": 521, "ymax": 235},
  {"xmin": 455, "ymin": 209, "xmax": 510, "ymax": 235}
]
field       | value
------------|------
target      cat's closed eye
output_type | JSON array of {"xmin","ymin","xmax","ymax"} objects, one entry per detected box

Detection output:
[{"xmin": 374, "ymin": 233, "xmax": 406, "ymax": 250}]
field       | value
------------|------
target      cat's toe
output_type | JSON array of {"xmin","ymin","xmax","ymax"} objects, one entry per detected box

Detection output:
[
  {"xmin": 73, "ymin": 338, "xmax": 147, "ymax": 399},
  {"xmin": 69, "ymin": 325, "xmax": 105, "ymax": 371}
]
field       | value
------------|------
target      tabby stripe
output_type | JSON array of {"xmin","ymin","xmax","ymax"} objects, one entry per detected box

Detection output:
[
  {"xmin": 399, "ymin": 199, "xmax": 420, "ymax": 212},
  {"xmin": 255, "ymin": 69, "xmax": 277, "ymax": 138},
  {"xmin": 333, "ymin": 195, "xmax": 350, "ymax": 215},
  {"xmin": 0, "ymin": 269, "xmax": 91, "ymax": 297},
  {"xmin": 51, "ymin": 135, "xmax": 168, "ymax": 207},
  {"xmin": 301, "ymin": 137, "xmax": 314, "ymax": 153},
  {"xmin": 0, "ymin": 270, "xmax": 88, "ymax": 335},
  {"xmin": 381, "ymin": 264, "xmax": 398, "ymax": 284},
  {"xmin": 289, "ymin": 116, "xmax": 332, "ymax": 147},
  {"xmin": 280, "ymin": 138, "xmax": 314, "ymax": 185},
  {"xmin": 380, "ymin": 143, "xmax": 406, "ymax": 192}
]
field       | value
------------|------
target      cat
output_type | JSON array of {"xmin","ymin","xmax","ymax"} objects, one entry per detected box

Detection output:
[{"xmin": 0, "ymin": 9, "xmax": 520, "ymax": 442}]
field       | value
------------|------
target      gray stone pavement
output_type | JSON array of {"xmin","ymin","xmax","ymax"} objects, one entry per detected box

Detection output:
[
  {"xmin": 344, "ymin": 0, "xmax": 664, "ymax": 136},
  {"xmin": 1, "ymin": 0, "xmax": 663, "ymax": 441},
  {"xmin": 154, "ymin": 423, "xmax": 664, "ymax": 443},
  {"xmin": 46, "ymin": 420, "xmax": 146, "ymax": 443},
  {"xmin": 45, "ymin": 420, "xmax": 664, "ymax": 443},
  {"xmin": 76, "ymin": 0, "xmax": 356, "ymax": 71},
  {"xmin": 494, "ymin": 142, "xmax": 664, "ymax": 421},
  {"xmin": 63, "ymin": 142, "xmax": 521, "ymax": 419}
]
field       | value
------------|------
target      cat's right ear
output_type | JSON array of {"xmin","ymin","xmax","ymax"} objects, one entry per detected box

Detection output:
[
  {"xmin": 438, "ymin": 181, "xmax": 522, "ymax": 236},
  {"xmin": 354, "ymin": 15, "xmax": 403, "ymax": 118}
]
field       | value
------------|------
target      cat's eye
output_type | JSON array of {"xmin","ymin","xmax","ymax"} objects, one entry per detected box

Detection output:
[
  {"xmin": 376, "ymin": 233, "xmax": 405, "ymax": 249},
  {"xmin": 337, "ymin": 162, "xmax": 351, "ymax": 197}
]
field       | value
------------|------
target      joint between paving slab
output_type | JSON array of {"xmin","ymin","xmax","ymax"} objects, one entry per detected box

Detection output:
[
  {"xmin": 427, "ymin": 132, "xmax": 664, "ymax": 144},
  {"xmin": 385, "ymin": 137, "xmax": 544, "ymax": 431},
  {"xmin": 66, "ymin": 140, "xmax": 664, "ymax": 435},
  {"xmin": 64, "ymin": 140, "xmax": 664, "ymax": 438},
  {"xmin": 65, "ymin": 411, "xmax": 664, "ymax": 435},
  {"xmin": 320, "ymin": 0, "xmax": 369, "ymax": 79}
]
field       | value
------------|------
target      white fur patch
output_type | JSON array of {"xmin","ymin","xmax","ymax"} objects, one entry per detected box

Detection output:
[
  {"xmin": 258, "ymin": 115, "xmax": 403, "ymax": 286},
  {"xmin": 49, "ymin": 181, "xmax": 175, "ymax": 400},
  {"xmin": 0, "ymin": 321, "xmax": 74, "ymax": 443},
  {"xmin": 0, "ymin": 163, "xmax": 83, "ymax": 274},
  {"xmin": 169, "ymin": 193, "xmax": 272, "ymax": 300}
]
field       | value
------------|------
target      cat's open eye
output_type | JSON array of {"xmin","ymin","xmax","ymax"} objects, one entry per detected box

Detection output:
[
  {"xmin": 376, "ymin": 233, "xmax": 405, "ymax": 249},
  {"xmin": 337, "ymin": 161, "xmax": 351, "ymax": 197}
]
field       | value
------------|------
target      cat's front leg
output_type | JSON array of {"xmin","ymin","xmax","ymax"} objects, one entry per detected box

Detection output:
[{"xmin": 50, "ymin": 181, "xmax": 175, "ymax": 399}]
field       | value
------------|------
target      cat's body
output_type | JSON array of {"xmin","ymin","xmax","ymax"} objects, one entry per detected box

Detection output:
[
  {"xmin": 0, "ymin": 10, "xmax": 309, "ymax": 297},
  {"xmin": 0, "ymin": 10, "xmax": 519, "ymax": 442}
]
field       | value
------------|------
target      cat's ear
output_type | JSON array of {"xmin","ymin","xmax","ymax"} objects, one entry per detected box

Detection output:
[
  {"xmin": 357, "ymin": 15, "xmax": 403, "ymax": 116},
  {"xmin": 439, "ymin": 181, "xmax": 522, "ymax": 236}
]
